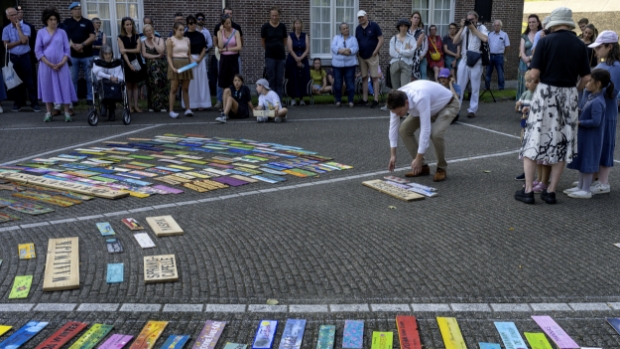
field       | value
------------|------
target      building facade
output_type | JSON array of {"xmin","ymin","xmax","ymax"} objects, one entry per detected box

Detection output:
[{"xmin": 19, "ymin": 0, "xmax": 524, "ymax": 83}]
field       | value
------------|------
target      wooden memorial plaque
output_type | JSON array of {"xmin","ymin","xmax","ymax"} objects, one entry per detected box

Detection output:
[
  {"xmin": 362, "ymin": 180, "xmax": 424, "ymax": 201},
  {"xmin": 18, "ymin": 243, "xmax": 35, "ymax": 259},
  {"xmin": 68, "ymin": 324, "xmax": 114, "ymax": 349},
  {"xmin": 143, "ymin": 254, "xmax": 178, "ymax": 283},
  {"xmin": 0, "ymin": 321, "xmax": 48, "ymax": 349},
  {"xmin": 370, "ymin": 332, "xmax": 392, "ymax": 349},
  {"xmin": 145, "ymin": 216, "xmax": 184, "ymax": 237},
  {"xmin": 253, "ymin": 109, "xmax": 276, "ymax": 118},
  {"xmin": 436, "ymin": 317, "xmax": 467, "ymax": 349},
  {"xmin": 128, "ymin": 321, "xmax": 168, "ymax": 349},
  {"xmin": 43, "ymin": 237, "xmax": 80, "ymax": 291},
  {"xmin": 34, "ymin": 321, "xmax": 88, "ymax": 349},
  {"xmin": 0, "ymin": 172, "xmax": 128, "ymax": 199},
  {"xmin": 396, "ymin": 315, "xmax": 422, "ymax": 349}
]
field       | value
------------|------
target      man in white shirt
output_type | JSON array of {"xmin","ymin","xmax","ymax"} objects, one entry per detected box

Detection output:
[
  {"xmin": 453, "ymin": 11, "xmax": 488, "ymax": 118},
  {"xmin": 386, "ymin": 81, "xmax": 460, "ymax": 182},
  {"xmin": 485, "ymin": 20, "xmax": 509, "ymax": 91}
]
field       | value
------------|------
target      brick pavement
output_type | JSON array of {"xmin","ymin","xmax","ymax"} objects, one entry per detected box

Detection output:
[{"xmin": 0, "ymin": 102, "xmax": 619, "ymax": 348}]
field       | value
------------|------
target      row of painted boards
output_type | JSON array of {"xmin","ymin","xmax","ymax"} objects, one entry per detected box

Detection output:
[{"xmin": 1, "ymin": 315, "xmax": 613, "ymax": 349}]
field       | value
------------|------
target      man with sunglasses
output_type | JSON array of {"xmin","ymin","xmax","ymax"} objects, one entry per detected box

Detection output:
[{"xmin": 195, "ymin": 13, "xmax": 213, "ymax": 53}]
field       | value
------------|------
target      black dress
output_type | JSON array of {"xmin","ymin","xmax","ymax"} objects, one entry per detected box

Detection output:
[
  {"xmin": 285, "ymin": 32, "xmax": 310, "ymax": 98},
  {"xmin": 118, "ymin": 34, "xmax": 146, "ymax": 83}
]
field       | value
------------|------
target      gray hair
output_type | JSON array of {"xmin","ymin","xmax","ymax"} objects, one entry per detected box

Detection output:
[
  {"xmin": 339, "ymin": 22, "xmax": 349, "ymax": 30},
  {"xmin": 466, "ymin": 11, "xmax": 479, "ymax": 19},
  {"xmin": 493, "ymin": 20, "xmax": 502, "ymax": 26},
  {"xmin": 99, "ymin": 44, "xmax": 114, "ymax": 59}
]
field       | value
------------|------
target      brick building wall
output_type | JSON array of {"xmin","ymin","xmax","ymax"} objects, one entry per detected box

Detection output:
[{"xmin": 20, "ymin": 0, "xmax": 523, "ymax": 84}]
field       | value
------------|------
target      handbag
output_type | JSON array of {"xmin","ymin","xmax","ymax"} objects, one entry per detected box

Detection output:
[
  {"xmin": 480, "ymin": 41, "xmax": 490, "ymax": 66},
  {"xmin": 97, "ymin": 79, "xmax": 123, "ymax": 102},
  {"xmin": 3, "ymin": 45, "xmax": 22, "ymax": 90},
  {"xmin": 130, "ymin": 58, "xmax": 141, "ymax": 71},
  {"xmin": 429, "ymin": 38, "xmax": 441, "ymax": 61},
  {"xmin": 464, "ymin": 28, "xmax": 481, "ymax": 67}
]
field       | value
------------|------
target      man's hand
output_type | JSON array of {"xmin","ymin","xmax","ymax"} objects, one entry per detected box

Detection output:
[
  {"xmin": 410, "ymin": 157, "xmax": 423, "ymax": 175},
  {"xmin": 388, "ymin": 156, "xmax": 396, "ymax": 172}
]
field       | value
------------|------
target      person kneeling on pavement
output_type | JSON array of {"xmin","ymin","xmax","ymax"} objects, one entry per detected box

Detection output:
[
  {"xmin": 387, "ymin": 80, "xmax": 460, "ymax": 182},
  {"xmin": 255, "ymin": 78, "xmax": 288, "ymax": 123},
  {"xmin": 92, "ymin": 44, "xmax": 124, "ymax": 121}
]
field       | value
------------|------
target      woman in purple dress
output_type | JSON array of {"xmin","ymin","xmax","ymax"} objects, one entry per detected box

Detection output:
[{"xmin": 35, "ymin": 7, "xmax": 76, "ymax": 122}]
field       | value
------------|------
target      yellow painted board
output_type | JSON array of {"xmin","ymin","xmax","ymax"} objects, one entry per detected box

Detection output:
[
  {"xmin": 43, "ymin": 237, "xmax": 80, "ymax": 291},
  {"xmin": 18, "ymin": 243, "xmax": 35, "ymax": 259},
  {"xmin": 129, "ymin": 321, "xmax": 168, "ymax": 349},
  {"xmin": 362, "ymin": 180, "xmax": 424, "ymax": 201},
  {"xmin": 0, "ymin": 325, "xmax": 12, "ymax": 337},
  {"xmin": 436, "ymin": 317, "xmax": 467, "ymax": 349}
]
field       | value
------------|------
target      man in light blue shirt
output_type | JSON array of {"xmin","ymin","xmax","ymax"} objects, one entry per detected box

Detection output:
[
  {"xmin": 485, "ymin": 19, "xmax": 510, "ymax": 91},
  {"xmin": 2, "ymin": 6, "xmax": 39, "ymax": 112}
]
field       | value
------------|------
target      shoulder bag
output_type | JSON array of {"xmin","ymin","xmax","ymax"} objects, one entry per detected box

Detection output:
[
  {"xmin": 465, "ymin": 28, "xmax": 481, "ymax": 67},
  {"xmin": 429, "ymin": 37, "xmax": 441, "ymax": 61},
  {"xmin": 3, "ymin": 45, "xmax": 23, "ymax": 90}
]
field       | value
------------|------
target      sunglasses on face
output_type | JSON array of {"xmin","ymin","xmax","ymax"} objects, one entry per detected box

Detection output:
[{"xmin": 188, "ymin": 22, "xmax": 196, "ymax": 25}]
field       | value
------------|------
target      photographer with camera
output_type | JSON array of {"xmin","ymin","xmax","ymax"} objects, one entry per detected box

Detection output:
[{"xmin": 453, "ymin": 11, "xmax": 488, "ymax": 119}]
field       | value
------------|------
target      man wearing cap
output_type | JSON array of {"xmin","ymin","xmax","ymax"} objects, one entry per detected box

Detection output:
[
  {"xmin": 62, "ymin": 2, "xmax": 95, "ymax": 107},
  {"xmin": 261, "ymin": 7, "xmax": 287, "ymax": 99},
  {"xmin": 453, "ymin": 10, "xmax": 488, "ymax": 119},
  {"xmin": 355, "ymin": 10, "xmax": 384, "ymax": 108},
  {"xmin": 485, "ymin": 20, "xmax": 509, "ymax": 91},
  {"xmin": 386, "ymin": 80, "xmax": 460, "ymax": 182},
  {"xmin": 2, "ymin": 6, "xmax": 40, "ymax": 112}
]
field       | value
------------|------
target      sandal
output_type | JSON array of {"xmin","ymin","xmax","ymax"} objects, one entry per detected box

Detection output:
[{"xmin": 134, "ymin": 107, "xmax": 143, "ymax": 113}]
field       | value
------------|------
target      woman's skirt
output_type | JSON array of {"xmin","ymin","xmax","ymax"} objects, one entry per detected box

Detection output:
[
  {"xmin": 218, "ymin": 54, "xmax": 239, "ymax": 89},
  {"xmin": 520, "ymin": 83, "xmax": 579, "ymax": 164},
  {"xmin": 182, "ymin": 54, "xmax": 211, "ymax": 109},
  {"xmin": 167, "ymin": 58, "xmax": 194, "ymax": 81}
]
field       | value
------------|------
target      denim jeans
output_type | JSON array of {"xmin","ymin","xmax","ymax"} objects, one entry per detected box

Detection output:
[
  {"xmin": 485, "ymin": 54, "xmax": 505, "ymax": 90},
  {"xmin": 9, "ymin": 53, "xmax": 38, "ymax": 108},
  {"xmin": 333, "ymin": 66, "xmax": 355, "ymax": 103},
  {"xmin": 70, "ymin": 56, "xmax": 93, "ymax": 101},
  {"xmin": 265, "ymin": 57, "xmax": 285, "ymax": 98},
  {"xmin": 420, "ymin": 57, "xmax": 428, "ymax": 80}
]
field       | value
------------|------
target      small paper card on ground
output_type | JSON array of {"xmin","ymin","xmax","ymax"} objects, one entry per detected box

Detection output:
[
  {"xmin": 223, "ymin": 344, "xmax": 247, "ymax": 349},
  {"xmin": 144, "ymin": 254, "xmax": 178, "ymax": 283},
  {"xmin": 34, "ymin": 321, "xmax": 88, "ymax": 349},
  {"xmin": 370, "ymin": 332, "xmax": 392, "ymax": 349},
  {"xmin": 146, "ymin": 215, "xmax": 184, "ymax": 237},
  {"xmin": 177, "ymin": 62, "xmax": 197, "ymax": 73},
  {"xmin": 121, "ymin": 218, "xmax": 144, "ymax": 231},
  {"xmin": 362, "ymin": 180, "xmax": 424, "ymax": 201},
  {"xmin": 342, "ymin": 320, "xmax": 364, "ymax": 349},
  {"xmin": 106, "ymin": 238, "xmax": 124, "ymax": 253},
  {"xmin": 316, "ymin": 325, "xmax": 335, "ymax": 349},
  {"xmin": 0, "ymin": 325, "xmax": 12, "ymax": 337},
  {"xmin": 396, "ymin": 315, "xmax": 422, "ymax": 349},
  {"xmin": 278, "ymin": 319, "xmax": 306, "ymax": 349},
  {"xmin": 0, "ymin": 321, "xmax": 48, "ymax": 349},
  {"xmin": 134, "ymin": 233, "xmax": 156, "ymax": 249},
  {"xmin": 128, "ymin": 321, "xmax": 168, "ymax": 349},
  {"xmin": 159, "ymin": 335, "xmax": 190, "ymax": 349},
  {"xmin": 478, "ymin": 344, "xmax": 501, "ymax": 349},
  {"xmin": 68, "ymin": 324, "xmax": 114, "ymax": 349},
  {"xmin": 531, "ymin": 316, "xmax": 580, "ymax": 349},
  {"xmin": 192, "ymin": 320, "xmax": 226, "ymax": 349},
  {"xmin": 9, "ymin": 275, "xmax": 32, "ymax": 299},
  {"xmin": 494, "ymin": 322, "xmax": 527, "ymax": 349},
  {"xmin": 524, "ymin": 332, "xmax": 553, "ymax": 349},
  {"xmin": 436, "ymin": 317, "xmax": 467, "ymax": 349},
  {"xmin": 98, "ymin": 334, "xmax": 133, "ymax": 349},
  {"xmin": 252, "ymin": 320, "xmax": 278, "ymax": 349},
  {"xmin": 43, "ymin": 237, "xmax": 80, "ymax": 291},
  {"xmin": 18, "ymin": 243, "xmax": 35, "ymax": 259},
  {"xmin": 96, "ymin": 222, "xmax": 116, "ymax": 236},
  {"xmin": 107, "ymin": 263, "xmax": 124, "ymax": 284}
]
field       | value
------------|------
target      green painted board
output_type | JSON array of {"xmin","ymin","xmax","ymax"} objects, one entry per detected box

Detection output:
[
  {"xmin": 9, "ymin": 275, "xmax": 33, "ymax": 299},
  {"xmin": 524, "ymin": 332, "xmax": 553, "ymax": 349},
  {"xmin": 128, "ymin": 155, "xmax": 156, "ymax": 160},
  {"xmin": 68, "ymin": 324, "xmax": 114, "ymax": 349}
]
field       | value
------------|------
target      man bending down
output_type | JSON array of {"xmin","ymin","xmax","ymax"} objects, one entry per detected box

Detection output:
[{"xmin": 387, "ymin": 80, "xmax": 460, "ymax": 182}]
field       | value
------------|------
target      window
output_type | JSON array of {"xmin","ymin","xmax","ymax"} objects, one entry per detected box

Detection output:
[
  {"xmin": 84, "ymin": 0, "xmax": 143, "ymax": 55},
  {"xmin": 310, "ymin": 0, "xmax": 358, "ymax": 59},
  {"xmin": 412, "ymin": 0, "xmax": 454, "ymax": 37}
]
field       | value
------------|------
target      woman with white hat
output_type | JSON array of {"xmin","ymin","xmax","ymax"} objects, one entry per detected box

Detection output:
[
  {"xmin": 583, "ymin": 30, "xmax": 620, "ymax": 195},
  {"xmin": 515, "ymin": 7, "xmax": 592, "ymax": 205}
]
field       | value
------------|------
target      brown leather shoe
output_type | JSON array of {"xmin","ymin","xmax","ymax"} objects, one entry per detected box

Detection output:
[
  {"xmin": 405, "ymin": 165, "xmax": 430, "ymax": 177},
  {"xmin": 433, "ymin": 168, "xmax": 447, "ymax": 182}
]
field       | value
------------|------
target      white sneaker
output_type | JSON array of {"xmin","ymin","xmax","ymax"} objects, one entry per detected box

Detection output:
[
  {"xmin": 290, "ymin": 100, "xmax": 297, "ymax": 106},
  {"xmin": 148, "ymin": 109, "xmax": 154, "ymax": 112},
  {"xmin": 215, "ymin": 116, "xmax": 227, "ymax": 123},
  {"xmin": 568, "ymin": 190, "xmax": 592, "ymax": 199},
  {"xmin": 184, "ymin": 109, "xmax": 194, "ymax": 117},
  {"xmin": 274, "ymin": 116, "xmax": 282, "ymax": 123},
  {"xmin": 590, "ymin": 182, "xmax": 610, "ymax": 194},
  {"xmin": 0, "ymin": 106, "xmax": 4, "ymax": 113},
  {"xmin": 169, "ymin": 111, "xmax": 179, "ymax": 118},
  {"xmin": 563, "ymin": 187, "xmax": 580, "ymax": 195},
  {"xmin": 572, "ymin": 181, "xmax": 579, "ymax": 186},
  {"xmin": 590, "ymin": 180, "xmax": 601, "ymax": 187},
  {"xmin": 380, "ymin": 105, "xmax": 388, "ymax": 111},
  {"xmin": 299, "ymin": 100, "xmax": 306, "ymax": 106},
  {"xmin": 257, "ymin": 116, "xmax": 268, "ymax": 123},
  {"xmin": 160, "ymin": 109, "xmax": 167, "ymax": 113}
]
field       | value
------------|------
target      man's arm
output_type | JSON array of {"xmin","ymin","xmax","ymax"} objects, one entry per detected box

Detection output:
[
  {"xmin": 469, "ymin": 24, "xmax": 487, "ymax": 42},
  {"xmin": 373, "ymin": 35, "xmax": 384, "ymax": 57},
  {"xmin": 16, "ymin": 22, "xmax": 29, "ymax": 44},
  {"xmin": 82, "ymin": 33, "xmax": 95, "ymax": 46},
  {"xmin": 453, "ymin": 21, "xmax": 465, "ymax": 45}
]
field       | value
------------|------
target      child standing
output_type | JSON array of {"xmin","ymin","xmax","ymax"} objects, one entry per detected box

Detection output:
[
  {"xmin": 255, "ymin": 78, "xmax": 288, "ymax": 123},
  {"xmin": 565, "ymin": 69, "xmax": 614, "ymax": 199}
]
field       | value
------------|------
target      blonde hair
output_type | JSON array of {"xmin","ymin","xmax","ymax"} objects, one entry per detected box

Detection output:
[{"xmin": 143, "ymin": 23, "xmax": 154, "ymax": 34}]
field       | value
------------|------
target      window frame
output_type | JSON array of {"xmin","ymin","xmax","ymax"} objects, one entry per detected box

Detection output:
[
  {"xmin": 412, "ymin": 0, "xmax": 456, "ymax": 38},
  {"xmin": 310, "ymin": 0, "xmax": 359, "ymax": 61},
  {"xmin": 82, "ymin": 0, "xmax": 144, "ymax": 57}
]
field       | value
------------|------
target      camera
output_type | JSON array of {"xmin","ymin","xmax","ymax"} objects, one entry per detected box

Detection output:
[{"xmin": 464, "ymin": 19, "xmax": 471, "ymax": 26}]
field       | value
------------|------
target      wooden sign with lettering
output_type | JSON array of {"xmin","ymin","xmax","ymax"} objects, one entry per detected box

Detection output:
[
  {"xmin": 68, "ymin": 324, "xmax": 113, "ymax": 349},
  {"xmin": 253, "ymin": 110, "xmax": 276, "ymax": 118},
  {"xmin": 43, "ymin": 237, "xmax": 80, "ymax": 291},
  {"xmin": 192, "ymin": 321, "xmax": 226, "ymax": 349},
  {"xmin": 34, "ymin": 322, "xmax": 88, "ymax": 349},
  {"xmin": 362, "ymin": 180, "xmax": 424, "ymax": 201},
  {"xmin": 146, "ymin": 216, "xmax": 184, "ymax": 237},
  {"xmin": 370, "ymin": 332, "xmax": 392, "ymax": 349},
  {"xmin": 144, "ymin": 254, "xmax": 178, "ymax": 283},
  {"xmin": 396, "ymin": 315, "xmax": 421, "ymax": 349},
  {"xmin": 0, "ymin": 172, "xmax": 128, "ymax": 199},
  {"xmin": 9, "ymin": 275, "xmax": 32, "ymax": 299},
  {"xmin": 129, "ymin": 321, "xmax": 168, "ymax": 349}
]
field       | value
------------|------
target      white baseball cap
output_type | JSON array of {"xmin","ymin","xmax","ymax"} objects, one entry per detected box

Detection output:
[
  {"xmin": 357, "ymin": 10, "xmax": 367, "ymax": 17},
  {"xmin": 588, "ymin": 30, "xmax": 619, "ymax": 48}
]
